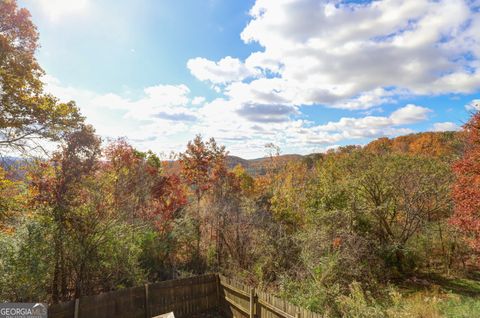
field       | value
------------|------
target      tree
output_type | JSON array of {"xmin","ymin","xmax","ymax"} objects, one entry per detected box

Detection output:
[
  {"xmin": 103, "ymin": 140, "xmax": 159, "ymax": 221},
  {"xmin": 103, "ymin": 140, "xmax": 187, "ymax": 280},
  {"xmin": 451, "ymin": 112, "xmax": 480, "ymax": 253},
  {"xmin": 231, "ymin": 164, "xmax": 255, "ymax": 196},
  {"xmin": 103, "ymin": 139, "xmax": 186, "ymax": 231},
  {"xmin": 179, "ymin": 135, "xmax": 227, "ymax": 204},
  {"xmin": 301, "ymin": 150, "xmax": 452, "ymax": 278},
  {"xmin": 0, "ymin": 0, "xmax": 83, "ymax": 153},
  {"xmin": 270, "ymin": 161, "xmax": 310, "ymax": 231},
  {"xmin": 354, "ymin": 153, "xmax": 452, "ymax": 273},
  {"xmin": 0, "ymin": 166, "xmax": 24, "ymax": 233},
  {"xmin": 30, "ymin": 124, "xmax": 101, "ymax": 302},
  {"xmin": 178, "ymin": 135, "xmax": 227, "ymax": 262}
]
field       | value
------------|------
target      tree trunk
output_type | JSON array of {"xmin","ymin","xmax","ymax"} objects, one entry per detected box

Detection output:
[{"xmin": 395, "ymin": 248, "xmax": 404, "ymax": 274}]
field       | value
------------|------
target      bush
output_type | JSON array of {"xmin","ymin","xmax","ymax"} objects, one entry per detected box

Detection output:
[{"xmin": 0, "ymin": 218, "xmax": 53, "ymax": 302}]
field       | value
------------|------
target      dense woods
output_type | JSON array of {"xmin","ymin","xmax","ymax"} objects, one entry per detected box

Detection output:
[{"xmin": 1, "ymin": 1, "xmax": 480, "ymax": 317}]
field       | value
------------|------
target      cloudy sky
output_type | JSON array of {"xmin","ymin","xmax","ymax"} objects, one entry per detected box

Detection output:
[{"xmin": 19, "ymin": 0, "xmax": 480, "ymax": 158}]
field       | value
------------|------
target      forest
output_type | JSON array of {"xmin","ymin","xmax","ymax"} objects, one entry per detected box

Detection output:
[{"xmin": 1, "ymin": 1, "xmax": 480, "ymax": 317}]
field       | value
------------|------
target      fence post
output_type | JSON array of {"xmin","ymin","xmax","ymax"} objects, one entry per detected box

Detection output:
[
  {"xmin": 145, "ymin": 283, "xmax": 150, "ymax": 318},
  {"xmin": 296, "ymin": 313, "xmax": 301, "ymax": 318},
  {"xmin": 73, "ymin": 298, "xmax": 79, "ymax": 318},
  {"xmin": 249, "ymin": 288, "xmax": 256, "ymax": 318}
]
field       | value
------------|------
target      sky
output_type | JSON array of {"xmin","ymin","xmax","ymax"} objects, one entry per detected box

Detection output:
[{"xmin": 18, "ymin": 0, "xmax": 480, "ymax": 158}]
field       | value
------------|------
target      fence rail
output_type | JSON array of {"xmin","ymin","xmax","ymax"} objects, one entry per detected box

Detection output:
[
  {"xmin": 49, "ymin": 274, "xmax": 323, "ymax": 318},
  {"xmin": 218, "ymin": 275, "xmax": 324, "ymax": 318}
]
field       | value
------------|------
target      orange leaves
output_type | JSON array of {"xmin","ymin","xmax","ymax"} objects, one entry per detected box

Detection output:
[
  {"xmin": 150, "ymin": 174, "xmax": 187, "ymax": 233},
  {"xmin": 364, "ymin": 132, "xmax": 461, "ymax": 159},
  {"xmin": 0, "ymin": 166, "xmax": 25, "ymax": 232},
  {"xmin": 103, "ymin": 139, "xmax": 186, "ymax": 232},
  {"xmin": 28, "ymin": 160, "xmax": 57, "ymax": 207},
  {"xmin": 451, "ymin": 112, "xmax": 480, "ymax": 253},
  {"xmin": 104, "ymin": 139, "xmax": 139, "ymax": 169},
  {"xmin": 179, "ymin": 135, "xmax": 227, "ymax": 200}
]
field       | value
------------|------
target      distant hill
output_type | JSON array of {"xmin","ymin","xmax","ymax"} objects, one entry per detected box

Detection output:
[
  {"xmin": 228, "ymin": 131, "xmax": 462, "ymax": 173},
  {"xmin": 364, "ymin": 131, "xmax": 462, "ymax": 159},
  {"xmin": 163, "ymin": 131, "xmax": 462, "ymax": 176},
  {"xmin": 0, "ymin": 156, "xmax": 30, "ymax": 180},
  {"xmin": 163, "ymin": 154, "xmax": 304, "ymax": 176},
  {"xmin": 226, "ymin": 154, "xmax": 303, "ymax": 175},
  {"xmin": 0, "ymin": 156, "xmax": 29, "ymax": 169}
]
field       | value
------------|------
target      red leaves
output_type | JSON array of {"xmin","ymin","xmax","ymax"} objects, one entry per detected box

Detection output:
[
  {"xmin": 150, "ymin": 174, "xmax": 187, "ymax": 232},
  {"xmin": 104, "ymin": 139, "xmax": 140, "ymax": 170},
  {"xmin": 104, "ymin": 139, "xmax": 186, "ymax": 232},
  {"xmin": 451, "ymin": 112, "xmax": 480, "ymax": 252},
  {"xmin": 179, "ymin": 135, "xmax": 227, "ymax": 200}
]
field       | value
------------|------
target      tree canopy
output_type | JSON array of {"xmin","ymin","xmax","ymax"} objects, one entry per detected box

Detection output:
[{"xmin": 0, "ymin": 0, "xmax": 83, "ymax": 154}]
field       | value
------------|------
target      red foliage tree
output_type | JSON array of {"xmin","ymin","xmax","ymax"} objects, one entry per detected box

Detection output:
[
  {"xmin": 179, "ymin": 135, "xmax": 227, "ymax": 205},
  {"xmin": 103, "ymin": 139, "xmax": 186, "ymax": 232},
  {"xmin": 178, "ymin": 135, "xmax": 227, "ymax": 259},
  {"xmin": 149, "ymin": 173, "xmax": 187, "ymax": 233},
  {"xmin": 451, "ymin": 112, "xmax": 480, "ymax": 252}
]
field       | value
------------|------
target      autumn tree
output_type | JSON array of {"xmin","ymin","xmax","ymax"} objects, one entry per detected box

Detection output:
[
  {"xmin": 103, "ymin": 140, "xmax": 187, "ymax": 280},
  {"xmin": 0, "ymin": 166, "xmax": 24, "ymax": 233},
  {"xmin": 231, "ymin": 164, "xmax": 255, "ymax": 196},
  {"xmin": 104, "ymin": 140, "xmax": 161, "ymax": 222},
  {"xmin": 104, "ymin": 140, "xmax": 186, "ymax": 232},
  {"xmin": 179, "ymin": 135, "xmax": 227, "ymax": 204},
  {"xmin": 451, "ymin": 112, "xmax": 480, "ymax": 254},
  {"xmin": 178, "ymin": 135, "xmax": 227, "ymax": 262},
  {"xmin": 270, "ymin": 161, "xmax": 310, "ymax": 231},
  {"xmin": 30, "ymin": 124, "xmax": 101, "ymax": 302},
  {"xmin": 0, "ymin": 0, "xmax": 83, "ymax": 153}
]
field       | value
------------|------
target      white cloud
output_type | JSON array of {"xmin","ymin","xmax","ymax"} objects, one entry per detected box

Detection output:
[
  {"xmin": 390, "ymin": 104, "xmax": 431, "ymax": 124},
  {"xmin": 432, "ymin": 122, "xmax": 460, "ymax": 131},
  {"xmin": 236, "ymin": 104, "xmax": 298, "ymax": 123},
  {"xmin": 192, "ymin": 96, "xmax": 206, "ymax": 105},
  {"xmin": 466, "ymin": 99, "xmax": 480, "ymax": 111},
  {"xmin": 197, "ymin": 97, "xmax": 428, "ymax": 149},
  {"xmin": 193, "ymin": 0, "xmax": 480, "ymax": 109},
  {"xmin": 43, "ymin": 75, "xmax": 197, "ymax": 142},
  {"xmin": 42, "ymin": 75, "xmax": 433, "ymax": 157},
  {"xmin": 187, "ymin": 56, "xmax": 259, "ymax": 84},
  {"xmin": 301, "ymin": 104, "xmax": 429, "ymax": 144}
]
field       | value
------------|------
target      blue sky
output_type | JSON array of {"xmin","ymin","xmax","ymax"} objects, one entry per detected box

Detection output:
[{"xmin": 19, "ymin": 0, "xmax": 480, "ymax": 158}]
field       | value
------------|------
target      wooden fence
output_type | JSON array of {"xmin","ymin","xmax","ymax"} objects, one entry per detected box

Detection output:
[
  {"xmin": 48, "ymin": 274, "xmax": 218, "ymax": 318},
  {"xmin": 218, "ymin": 275, "xmax": 324, "ymax": 318},
  {"xmin": 49, "ymin": 274, "xmax": 324, "ymax": 318}
]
